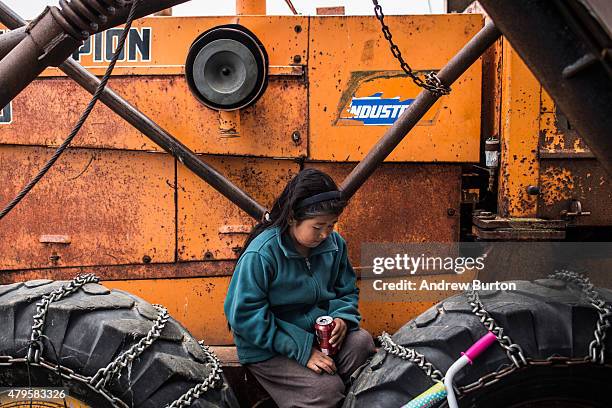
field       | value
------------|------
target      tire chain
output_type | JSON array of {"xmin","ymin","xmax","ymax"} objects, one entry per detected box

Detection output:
[
  {"xmin": 548, "ymin": 269, "xmax": 612, "ymax": 364},
  {"xmin": 0, "ymin": 274, "xmax": 222, "ymax": 407},
  {"xmin": 372, "ymin": 0, "xmax": 451, "ymax": 96},
  {"xmin": 378, "ymin": 331, "xmax": 444, "ymax": 383},
  {"xmin": 27, "ymin": 274, "xmax": 101, "ymax": 363},
  {"xmin": 166, "ymin": 341, "xmax": 224, "ymax": 408},
  {"xmin": 379, "ymin": 271, "xmax": 611, "ymax": 398},
  {"xmin": 466, "ymin": 287, "xmax": 528, "ymax": 368},
  {"xmin": 90, "ymin": 304, "xmax": 170, "ymax": 389}
]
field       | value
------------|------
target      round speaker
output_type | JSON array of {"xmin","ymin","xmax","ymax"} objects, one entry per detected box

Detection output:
[{"xmin": 185, "ymin": 25, "xmax": 269, "ymax": 111}]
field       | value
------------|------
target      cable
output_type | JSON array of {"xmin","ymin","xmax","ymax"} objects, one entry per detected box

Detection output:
[{"xmin": 0, "ymin": 0, "xmax": 141, "ymax": 221}]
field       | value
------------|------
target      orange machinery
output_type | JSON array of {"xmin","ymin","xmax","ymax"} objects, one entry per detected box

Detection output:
[{"xmin": 1, "ymin": 1, "xmax": 609, "ymax": 347}]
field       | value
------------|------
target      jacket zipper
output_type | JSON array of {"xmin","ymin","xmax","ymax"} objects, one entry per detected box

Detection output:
[{"xmin": 305, "ymin": 257, "xmax": 321, "ymax": 307}]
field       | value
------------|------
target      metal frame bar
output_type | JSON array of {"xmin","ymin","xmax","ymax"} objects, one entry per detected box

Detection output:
[
  {"xmin": 1, "ymin": 2, "xmax": 502, "ymax": 220},
  {"xmin": 340, "ymin": 22, "xmax": 502, "ymax": 198},
  {"xmin": 0, "ymin": 1, "xmax": 267, "ymax": 220}
]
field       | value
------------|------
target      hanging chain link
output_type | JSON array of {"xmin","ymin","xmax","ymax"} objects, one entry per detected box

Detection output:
[
  {"xmin": 548, "ymin": 269, "xmax": 612, "ymax": 364},
  {"xmin": 166, "ymin": 341, "xmax": 224, "ymax": 408},
  {"xmin": 466, "ymin": 288, "xmax": 528, "ymax": 368},
  {"xmin": 27, "ymin": 274, "xmax": 100, "ymax": 363},
  {"xmin": 378, "ymin": 332, "xmax": 444, "ymax": 382},
  {"xmin": 91, "ymin": 304, "xmax": 170, "ymax": 390},
  {"xmin": 372, "ymin": 0, "xmax": 451, "ymax": 96}
]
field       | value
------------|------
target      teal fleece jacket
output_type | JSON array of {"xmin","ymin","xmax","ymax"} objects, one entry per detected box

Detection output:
[{"xmin": 224, "ymin": 226, "xmax": 361, "ymax": 367}]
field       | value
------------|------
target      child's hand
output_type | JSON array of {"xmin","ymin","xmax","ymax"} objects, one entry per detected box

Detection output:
[
  {"xmin": 329, "ymin": 318, "xmax": 347, "ymax": 349},
  {"xmin": 307, "ymin": 348, "xmax": 337, "ymax": 375}
]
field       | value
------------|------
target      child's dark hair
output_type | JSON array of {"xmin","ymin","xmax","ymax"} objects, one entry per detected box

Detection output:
[{"xmin": 239, "ymin": 168, "xmax": 347, "ymax": 257}]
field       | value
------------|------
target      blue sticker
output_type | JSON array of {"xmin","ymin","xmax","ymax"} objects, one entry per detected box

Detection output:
[{"xmin": 344, "ymin": 93, "xmax": 414, "ymax": 125}]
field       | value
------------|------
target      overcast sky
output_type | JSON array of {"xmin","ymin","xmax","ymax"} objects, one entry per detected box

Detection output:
[{"xmin": 1, "ymin": 0, "xmax": 446, "ymax": 19}]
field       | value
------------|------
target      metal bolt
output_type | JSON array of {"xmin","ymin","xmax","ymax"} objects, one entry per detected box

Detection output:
[
  {"xmin": 204, "ymin": 251, "xmax": 214, "ymax": 260},
  {"xmin": 293, "ymin": 55, "xmax": 302, "ymax": 64},
  {"xmin": 447, "ymin": 208, "xmax": 456, "ymax": 216},
  {"xmin": 294, "ymin": 25, "xmax": 302, "ymax": 33},
  {"xmin": 142, "ymin": 255, "xmax": 152, "ymax": 264},
  {"xmin": 526, "ymin": 185, "xmax": 541, "ymax": 195},
  {"xmin": 292, "ymin": 131, "xmax": 301, "ymax": 145},
  {"xmin": 49, "ymin": 254, "xmax": 60, "ymax": 263}
]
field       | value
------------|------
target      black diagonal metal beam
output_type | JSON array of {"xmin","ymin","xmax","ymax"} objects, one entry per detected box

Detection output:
[
  {"xmin": 340, "ymin": 22, "xmax": 502, "ymax": 199},
  {"xmin": 479, "ymin": 0, "xmax": 612, "ymax": 176},
  {"xmin": 0, "ymin": 1, "xmax": 267, "ymax": 220}
]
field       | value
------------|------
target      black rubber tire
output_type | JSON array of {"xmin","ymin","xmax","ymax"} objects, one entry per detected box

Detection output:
[
  {"xmin": 344, "ymin": 278, "xmax": 612, "ymax": 407},
  {"xmin": 0, "ymin": 278, "xmax": 239, "ymax": 408}
]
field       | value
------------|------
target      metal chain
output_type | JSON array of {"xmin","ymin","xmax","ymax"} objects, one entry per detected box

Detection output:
[
  {"xmin": 165, "ymin": 341, "xmax": 224, "ymax": 408},
  {"xmin": 372, "ymin": 0, "xmax": 451, "ymax": 96},
  {"xmin": 27, "ymin": 274, "xmax": 100, "ymax": 363},
  {"xmin": 90, "ymin": 304, "xmax": 170, "ymax": 390},
  {"xmin": 548, "ymin": 269, "xmax": 612, "ymax": 364},
  {"xmin": 378, "ymin": 332, "xmax": 444, "ymax": 382},
  {"xmin": 466, "ymin": 288, "xmax": 528, "ymax": 368}
]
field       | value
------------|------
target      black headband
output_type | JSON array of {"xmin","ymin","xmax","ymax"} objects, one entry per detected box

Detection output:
[{"xmin": 295, "ymin": 190, "xmax": 344, "ymax": 209}]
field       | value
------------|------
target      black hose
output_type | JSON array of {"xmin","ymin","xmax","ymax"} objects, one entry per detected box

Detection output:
[{"xmin": 0, "ymin": 0, "xmax": 141, "ymax": 221}]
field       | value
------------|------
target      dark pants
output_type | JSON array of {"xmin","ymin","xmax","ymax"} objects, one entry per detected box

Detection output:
[{"xmin": 247, "ymin": 328, "xmax": 376, "ymax": 408}]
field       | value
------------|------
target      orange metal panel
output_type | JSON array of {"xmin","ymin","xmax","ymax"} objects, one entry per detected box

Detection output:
[
  {"xmin": 0, "ymin": 146, "xmax": 175, "ymax": 269},
  {"xmin": 178, "ymin": 156, "xmax": 300, "ymax": 261},
  {"xmin": 103, "ymin": 276, "xmax": 468, "ymax": 346},
  {"xmin": 0, "ymin": 76, "xmax": 306, "ymax": 157},
  {"xmin": 41, "ymin": 16, "xmax": 308, "ymax": 76},
  {"xmin": 497, "ymin": 41, "xmax": 540, "ymax": 218},
  {"xmin": 104, "ymin": 277, "xmax": 234, "ymax": 345},
  {"xmin": 308, "ymin": 15, "xmax": 483, "ymax": 162},
  {"xmin": 307, "ymin": 162, "xmax": 461, "ymax": 266}
]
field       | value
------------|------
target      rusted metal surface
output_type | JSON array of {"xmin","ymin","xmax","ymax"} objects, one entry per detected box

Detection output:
[
  {"xmin": 497, "ymin": 41, "xmax": 540, "ymax": 218},
  {"xmin": 340, "ymin": 22, "xmax": 500, "ymax": 199},
  {"xmin": 472, "ymin": 227, "xmax": 565, "ymax": 241},
  {"xmin": 480, "ymin": 0, "xmax": 612, "ymax": 176},
  {"xmin": 308, "ymin": 163, "xmax": 461, "ymax": 267},
  {"xmin": 178, "ymin": 157, "xmax": 299, "ymax": 261},
  {"xmin": 105, "ymin": 277, "xmax": 234, "ymax": 345},
  {"xmin": 472, "ymin": 213, "xmax": 566, "ymax": 230},
  {"xmin": 0, "ymin": 26, "xmax": 25, "ymax": 59},
  {"xmin": 538, "ymin": 161, "xmax": 611, "ymax": 226},
  {"xmin": 236, "ymin": 0, "xmax": 266, "ymax": 15},
  {"xmin": 0, "ymin": 6, "xmax": 81, "ymax": 108},
  {"xmin": 0, "ymin": 146, "xmax": 175, "ymax": 269},
  {"xmin": 309, "ymin": 14, "xmax": 485, "ymax": 163},
  {"xmin": 0, "ymin": 261, "xmax": 237, "ymax": 283}
]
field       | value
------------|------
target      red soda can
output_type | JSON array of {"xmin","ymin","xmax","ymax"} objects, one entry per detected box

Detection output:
[{"xmin": 315, "ymin": 316, "xmax": 337, "ymax": 356}]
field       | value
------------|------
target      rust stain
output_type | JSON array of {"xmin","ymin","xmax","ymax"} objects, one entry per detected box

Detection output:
[
  {"xmin": 0, "ymin": 146, "xmax": 175, "ymax": 270},
  {"xmin": 540, "ymin": 166, "xmax": 575, "ymax": 206},
  {"xmin": 306, "ymin": 162, "xmax": 461, "ymax": 266}
]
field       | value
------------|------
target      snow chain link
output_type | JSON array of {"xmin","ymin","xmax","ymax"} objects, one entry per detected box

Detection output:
[
  {"xmin": 27, "ymin": 274, "xmax": 100, "ymax": 363},
  {"xmin": 378, "ymin": 332, "xmax": 444, "ymax": 383},
  {"xmin": 466, "ymin": 288, "xmax": 528, "ymax": 368},
  {"xmin": 549, "ymin": 270, "xmax": 612, "ymax": 364},
  {"xmin": 166, "ymin": 342, "xmax": 224, "ymax": 408},
  {"xmin": 0, "ymin": 274, "xmax": 223, "ymax": 407},
  {"xmin": 380, "ymin": 271, "xmax": 610, "ymax": 397},
  {"xmin": 90, "ymin": 304, "xmax": 170, "ymax": 389}
]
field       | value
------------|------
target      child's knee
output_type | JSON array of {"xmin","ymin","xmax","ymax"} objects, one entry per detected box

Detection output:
[
  {"xmin": 351, "ymin": 329, "xmax": 376, "ymax": 355},
  {"xmin": 309, "ymin": 374, "xmax": 345, "ymax": 405}
]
